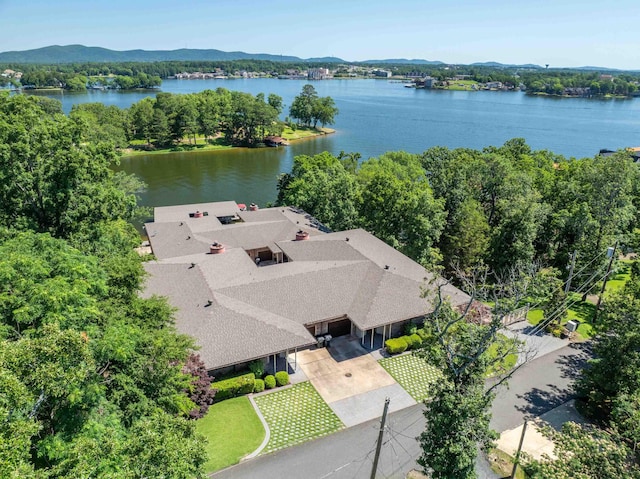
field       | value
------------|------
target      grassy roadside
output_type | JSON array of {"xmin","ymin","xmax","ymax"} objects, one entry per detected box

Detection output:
[
  {"xmin": 195, "ymin": 396, "xmax": 265, "ymax": 473},
  {"xmin": 526, "ymin": 260, "xmax": 633, "ymax": 340}
]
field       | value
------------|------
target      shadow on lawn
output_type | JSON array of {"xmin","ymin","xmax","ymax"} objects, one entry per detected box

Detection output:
[{"xmin": 569, "ymin": 300, "xmax": 596, "ymax": 322}]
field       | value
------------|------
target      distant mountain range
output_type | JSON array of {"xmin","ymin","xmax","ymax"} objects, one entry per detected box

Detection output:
[
  {"xmin": 0, "ymin": 45, "xmax": 526, "ymax": 67},
  {"xmin": 361, "ymin": 58, "xmax": 445, "ymax": 65},
  {"xmin": 0, "ymin": 45, "xmax": 630, "ymax": 72}
]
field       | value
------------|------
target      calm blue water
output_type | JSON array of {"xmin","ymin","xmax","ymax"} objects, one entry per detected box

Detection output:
[{"xmin": 30, "ymin": 79, "xmax": 640, "ymax": 207}]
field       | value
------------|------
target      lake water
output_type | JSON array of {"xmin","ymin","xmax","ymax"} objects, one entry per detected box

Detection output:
[{"xmin": 32, "ymin": 79, "xmax": 640, "ymax": 208}]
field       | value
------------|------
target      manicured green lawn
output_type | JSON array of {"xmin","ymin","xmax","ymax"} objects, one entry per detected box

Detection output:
[
  {"xmin": 443, "ymin": 79, "xmax": 479, "ymax": 90},
  {"xmin": 525, "ymin": 260, "xmax": 634, "ymax": 340},
  {"xmin": 379, "ymin": 353, "xmax": 441, "ymax": 401},
  {"xmin": 527, "ymin": 308, "xmax": 544, "ymax": 325},
  {"xmin": 254, "ymin": 382, "xmax": 343, "ymax": 454},
  {"xmin": 196, "ymin": 396, "xmax": 265, "ymax": 473},
  {"xmin": 527, "ymin": 293, "xmax": 596, "ymax": 339},
  {"xmin": 604, "ymin": 260, "xmax": 632, "ymax": 296},
  {"xmin": 281, "ymin": 126, "xmax": 334, "ymax": 141},
  {"xmin": 122, "ymin": 137, "xmax": 233, "ymax": 157}
]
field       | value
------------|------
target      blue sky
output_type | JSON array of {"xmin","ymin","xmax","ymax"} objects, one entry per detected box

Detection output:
[{"xmin": 1, "ymin": 0, "xmax": 639, "ymax": 69}]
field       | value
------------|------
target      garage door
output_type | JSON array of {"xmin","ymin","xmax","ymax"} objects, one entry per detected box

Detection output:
[{"xmin": 328, "ymin": 318, "xmax": 352, "ymax": 337}]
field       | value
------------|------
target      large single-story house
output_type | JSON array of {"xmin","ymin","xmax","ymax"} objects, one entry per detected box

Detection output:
[{"xmin": 142, "ymin": 201, "xmax": 470, "ymax": 375}]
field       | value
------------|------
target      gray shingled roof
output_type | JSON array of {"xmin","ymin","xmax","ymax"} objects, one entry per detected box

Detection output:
[{"xmin": 142, "ymin": 202, "xmax": 470, "ymax": 370}]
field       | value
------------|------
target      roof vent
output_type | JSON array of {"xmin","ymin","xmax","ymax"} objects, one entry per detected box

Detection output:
[
  {"xmin": 209, "ymin": 242, "xmax": 225, "ymax": 254},
  {"xmin": 249, "ymin": 203, "xmax": 259, "ymax": 211},
  {"xmin": 238, "ymin": 203, "xmax": 247, "ymax": 211},
  {"xmin": 345, "ymin": 237, "xmax": 349, "ymax": 242},
  {"xmin": 296, "ymin": 230, "xmax": 310, "ymax": 241},
  {"xmin": 384, "ymin": 265, "xmax": 390, "ymax": 270},
  {"xmin": 194, "ymin": 210, "xmax": 203, "ymax": 218}
]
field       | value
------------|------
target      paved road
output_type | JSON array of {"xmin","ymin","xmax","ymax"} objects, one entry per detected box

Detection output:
[
  {"xmin": 212, "ymin": 343, "xmax": 591, "ymax": 479},
  {"xmin": 490, "ymin": 341, "xmax": 591, "ymax": 432}
]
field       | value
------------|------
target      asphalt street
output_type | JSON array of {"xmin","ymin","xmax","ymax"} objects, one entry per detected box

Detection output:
[{"xmin": 212, "ymin": 343, "xmax": 591, "ymax": 479}]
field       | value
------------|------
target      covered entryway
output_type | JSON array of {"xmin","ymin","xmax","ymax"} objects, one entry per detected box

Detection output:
[{"xmin": 328, "ymin": 318, "xmax": 352, "ymax": 337}]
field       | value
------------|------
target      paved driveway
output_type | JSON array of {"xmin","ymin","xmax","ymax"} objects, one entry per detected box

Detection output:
[{"xmin": 295, "ymin": 337, "xmax": 416, "ymax": 427}]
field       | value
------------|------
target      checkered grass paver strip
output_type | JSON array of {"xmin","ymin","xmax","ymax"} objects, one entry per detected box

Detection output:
[
  {"xmin": 254, "ymin": 382, "xmax": 343, "ymax": 454},
  {"xmin": 379, "ymin": 353, "xmax": 441, "ymax": 402}
]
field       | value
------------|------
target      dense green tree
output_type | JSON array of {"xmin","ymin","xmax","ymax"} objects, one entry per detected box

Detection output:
[
  {"xmin": 277, "ymin": 152, "xmax": 360, "ymax": 231},
  {"xmin": 576, "ymin": 262, "xmax": 640, "ymax": 427},
  {"xmin": 0, "ymin": 95, "xmax": 207, "ymax": 477},
  {"xmin": 524, "ymin": 422, "xmax": 640, "ymax": 479},
  {"xmin": 267, "ymin": 93, "xmax": 283, "ymax": 114},
  {"xmin": 417, "ymin": 288, "xmax": 520, "ymax": 479},
  {"xmin": 357, "ymin": 152, "xmax": 445, "ymax": 266},
  {"xmin": 289, "ymin": 84, "xmax": 317, "ymax": 126},
  {"xmin": 129, "ymin": 96, "xmax": 155, "ymax": 145},
  {"xmin": 70, "ymin": 102, "xmax": 129, "ymax": 147},
  {"xmin": 0, "ymin": 231, "xmax": 206, "ymax": 477},
  {"xmin": 312, "ymin": 95, "xmax": 339, "ymax": 127},
  {"xmin": 0, "ymin": 94, "xmax": 139, "ymax": 237}
]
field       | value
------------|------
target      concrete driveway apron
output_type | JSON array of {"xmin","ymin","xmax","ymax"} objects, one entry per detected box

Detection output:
[{"xmin": 294, "ymin": 337, "xmax": 416, "ymax": 427}]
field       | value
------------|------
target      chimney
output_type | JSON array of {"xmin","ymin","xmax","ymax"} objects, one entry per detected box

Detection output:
[
  {"xmin": 209, "ymin": 242, "xmax": 225, "ymax": 254},
  {"xmin": 296, "ymin": 230, "xmax": 310, "ymax": 241}
]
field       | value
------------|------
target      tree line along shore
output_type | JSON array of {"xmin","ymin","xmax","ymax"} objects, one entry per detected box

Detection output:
[
  {"xmin": 3, "ymin": 59, "xmax": 640, "ymax": 98},
  {"xmin": 25, "ymin": 84, "xmax": 338, "ymax": 154}
]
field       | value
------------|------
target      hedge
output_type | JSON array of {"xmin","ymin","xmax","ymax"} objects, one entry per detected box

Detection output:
[
  {"xmin": 274, "ymin": 371, "xmax": 290, "ymax": 387},
  {"xmin": 409, "ymin": 333, "xmax": 423, "ymax": 348},
  {"xmin": 253, "ymin": 378, "xmax": 265, "ymax": 393},
  {"xmin": 385, "ymin": 337, "xmax": 408, "ymax": 354},
  {"xmin": 211, "ymin": 372, "xmax": 256, "ymax": 402},
  {"xmin": 416, "ymin": 328, "xmax": 428, "ymax": 342},
  {"xmin": 264, "ymin": 375, "xmax": 276, "ymax": 389}
]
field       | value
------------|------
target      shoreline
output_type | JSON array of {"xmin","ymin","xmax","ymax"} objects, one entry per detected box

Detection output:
[{"xmin": 120, "ymin": 127, "xmax": 335, "ymax": 158}]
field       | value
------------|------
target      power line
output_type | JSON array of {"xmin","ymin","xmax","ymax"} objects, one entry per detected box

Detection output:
[{"xmin": 529, "ymin": 266, "xmax": 608, "ymax": 336}]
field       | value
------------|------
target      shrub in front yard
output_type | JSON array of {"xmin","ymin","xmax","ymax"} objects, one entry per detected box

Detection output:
[
  {"xmin": 274, "ymin": 371, "xmax": 290, "ymax": 387},
  {"xmin": 404, "ymin": 322, "xmax": 417, "ymax": 335},
  {"xmin": 211, "ymin": 372, "xmax": 256, "ymax": 402},
  {"xmin": 385, "ymin": 337, "xmax": 408, "ymax": 354},
  {"xmin": 416, "ymin": 328, "xmax": 428, "ymax": 342},
  {"xmin": 401, "ymin": 335, "xmax": 421, "ymax": 349},
  {"xmin": 546, "ymin": 323, "xmax": 563, "ymax": 338},
  {"xmin": 182, "ymin": 353, "xmax": 217, "ymax": 419},
  {"xmin": 409, "ymin": 333, "xmax": 423, "ymax": 348},
  {"xmin": 253, "ymin": 378, "xmax": 265, "ymax": 393},
  {"xmin": 248, "ymin": 359, "xmax": 266, "ymax": 378},
  {"xmin": 264, "ymin": 375, "xmax": 276, "ymax": 389}
]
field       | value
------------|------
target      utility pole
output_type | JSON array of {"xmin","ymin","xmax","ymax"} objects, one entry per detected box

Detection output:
[
  {"xmin": 565, "ymin": 250, "xmax": 577, "ymax": 294},
  {"xmin": 594, "ymin": 242, "xmax": 618, "ymax": 323},
  {"xmin": 510, "ymin": 420, "xmax": 528, "ymax": 479},
  {"xmin": 370, "ymin": 397, "xmax": 390, "ymax": 479}
]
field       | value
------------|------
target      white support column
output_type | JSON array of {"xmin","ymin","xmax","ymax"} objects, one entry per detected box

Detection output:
[
  {"xmin": 285, "ymin": 349, "xmax": 289, "ymax": 373},
  {"xmin": 382, "ymin": 324, "xmax": 386, "ymax": 344},
  {"xmin": 370, "ymin": 329, "xmax": 374, "ymax": 349},
  {"xmin": 273, "ymin": 354, "xmax": 277, "ymax": 373},
  {"xmin": 361, "ymin": 333, "xmax": 365, "ymax": 346},
  {"xmin": 294, "ymin": 348, "xmax": 298, "ymax": 371}
]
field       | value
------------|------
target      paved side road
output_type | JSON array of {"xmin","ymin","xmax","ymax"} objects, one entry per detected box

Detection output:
[{"xmin": 212, "ymin": 343, "xmax": 591, "ymax": 479}]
